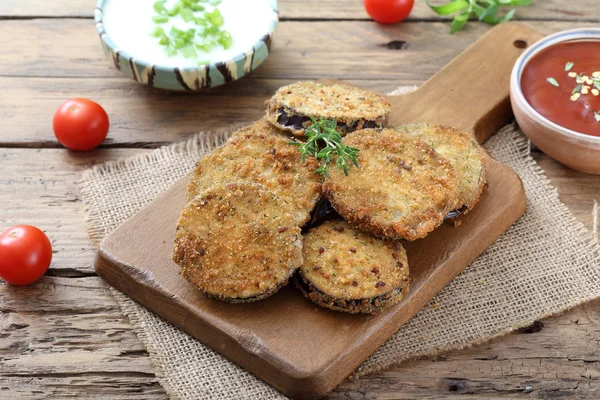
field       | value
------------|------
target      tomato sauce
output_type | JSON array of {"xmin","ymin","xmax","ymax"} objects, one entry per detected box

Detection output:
[{"xmin": 521, "ymin": 41, "xmax": 600, "ymax": 136}]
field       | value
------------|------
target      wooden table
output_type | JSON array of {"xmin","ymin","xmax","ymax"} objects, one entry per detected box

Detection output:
[{"xmin": 1, "ymin": 1, "xmax": 599, "ymax": 398}]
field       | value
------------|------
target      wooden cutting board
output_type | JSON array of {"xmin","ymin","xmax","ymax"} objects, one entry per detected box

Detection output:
[{"xmin": 95, "ymin": 22, "xmax": 543, "ymax": 399}]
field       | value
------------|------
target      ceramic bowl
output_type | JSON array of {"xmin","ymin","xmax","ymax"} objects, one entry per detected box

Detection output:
[
  {"xmin": 95, "ymin": 0, "xmax": 278, "ymax": 91},
  {"xmin": 510, "ymin": 28, "xmax": 600, "ymax": 174}
]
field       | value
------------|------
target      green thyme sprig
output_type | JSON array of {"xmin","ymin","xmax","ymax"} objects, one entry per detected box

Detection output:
[
  {"xmin": 426, "ymin": 0, "xmax": 533, "ymax": 34},
  {"xmin": 289, "ymin": 117, "xmax": 360, "ymax": 177}
]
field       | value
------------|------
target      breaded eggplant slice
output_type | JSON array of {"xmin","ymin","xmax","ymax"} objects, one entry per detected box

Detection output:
[
  {"xmin": 397, "ymin": 123, "xmax": 486, "ymax": 212},
  {"xmin": 324, "ymin": 128, "xmax": 460, "ymax": 241},
  {"xmin": 173, "ymin": 182, "xmax": 303, "ymax": 303},
  {"xmin": 187, "ymin": 120, "xmax": 322, "ymax": 226},
  {"xmin": 296, "ymin": 221, "xmax": 409, "ymax": 314},
  {"xmin": 265, "ymin": 81, "xmax": 391, "ymax": 136}
]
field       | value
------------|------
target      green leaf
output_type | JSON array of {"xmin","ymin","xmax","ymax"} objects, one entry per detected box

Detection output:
[
  {"xmin": 572, "ymin": 84, "xmax": 582, "ymax": 94},
  {"xmin": 163, "ymin": 45, "xmax": 177, "ymax": 57},
  {"xmin": 595, "ymin": 113, "xmax": 600, "ymax": 122},
  {"xmin": 180, "ymin": 7, "xmax": 195, "ymax": 22},
  {"xmin": 153, "ymin": 1, "xmax": 169, "ymax": 15},
  {"xmin": 426, "ymin": 0, "xmax": 469, "ymax": 16},
  {"xmin": 149, "ymin": 26, "xmax": 165, "ymax": 37},
  {"xmin": 152, "ymin": 15, "xmax": 169, "ymax": 23},
  {"xmin": 450, "ymin": 12, "xmax": 469, "ymax": 34},
  {"xmin": 594, "ymin": 81, "xmax": 600, "ymax": 91},
  {"xmin": 498, "ymin": 8, "xmax": 516, "ymax": 23},
  {"xmin": 546, "ymin": 77, "xmax": 559, "ymax": 87},
  {"xmin": 218, "ymin": 31, "xmax": 233, "ymax": 49},
  {"xmin": 205, "ymin": 9, "xmax": 224, "ymax": 27},
  {"xmin": 508, "ymin": 0, "xmax": 533, "ymax": 6},
  {"xmin": 430, "ymin": 0, "xmax": 532, "ymax": 33},
  {"xmin": 565, "ymin": 61, "xmax": 574, "ymax": 72},
  {"xmin": 168, "ymin": 2, "xmax": 181, "ymax": 16},
  {"xmin": 181, "ymin": 43, "xmax": 197, "ymax": 58},
  {"xmin": 479, "ymin": 4, "xmax": 499, "ymax": 24}
]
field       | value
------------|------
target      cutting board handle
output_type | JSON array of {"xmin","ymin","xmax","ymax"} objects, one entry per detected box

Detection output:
[{"xmin": 387, "ymin": 22, "xmax": 544, "ymax": 144}]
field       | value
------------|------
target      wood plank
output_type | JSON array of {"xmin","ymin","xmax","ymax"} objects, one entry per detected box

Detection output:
[
  {"xmin": 1, "ymin": 276, "xmax": 599, "ymax": 399},
  {"xmin": 531, "ymin": 152, "xmax": 600, "ymax": 234},
  {"xmin": 0, "ymin": 276, "xmax": 167, "ymax": 398},
  {"xmin": 0, "ymin": 147, "xmax": 150, "ymax": 275},
  {"xmin": 330, "ymin": 298, "xmax": 600, "ymax": 399},
  {"xmin": 0, "ymin": 0, "xmax": 597, "ymax": 22},
  {"xmin": 0, "ymin": 77, "xmax": 399, "ymax": 148},
  {"xmin": 0, "ymin": 20, "xmax": 594, "ymax": 148},
  {"xmin": 0, "ymin": 19, "xmax": 485, "ymax": 79}
]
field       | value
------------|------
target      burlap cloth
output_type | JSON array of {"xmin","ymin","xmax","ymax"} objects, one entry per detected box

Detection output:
[{"xmin": 80, "ymin": 87, "xmax": 600, "ymax": 399}]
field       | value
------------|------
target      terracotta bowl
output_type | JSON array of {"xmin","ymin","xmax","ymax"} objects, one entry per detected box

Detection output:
[
  {"xmin": 510, "ymin": 28, "xmax": 600, "ymax": 174},
  {"xmin": 95, "ymin": 0, "xmax": 278, "ymax": 91}
]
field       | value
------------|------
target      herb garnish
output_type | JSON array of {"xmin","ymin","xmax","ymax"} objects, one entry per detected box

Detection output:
[
  {"xmin": 565, "ymin": 61, "xmax": 574, "ymax": 71},
  {"xmin": 426, "ymin": 0, "xmax": 533, "ymax": 34},
  {"xmin": 546, "ymin": 77, "xmax": 559, "ymax": 87},
  {"xmin": 289, "ymin": 117, "xmax": 360, "ymax": 177},
  {"xmin": 594, "ymin": 111, "xmax": 600, "ymax": 122},
  {"xmin": 150, "ymin": 0, "xmax": 232, "ymax": 60}
]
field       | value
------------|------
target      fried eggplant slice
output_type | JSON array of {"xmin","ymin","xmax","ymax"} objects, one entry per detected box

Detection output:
[
  {"xmin": 173, "ymin": 182, "xmax": 303, "ymax": 303},
  {"xmin": 296, "ymin": 221, "xmax": 409, "ymax": 314},
  {"xmin": 324, "ymin": 128, "xmax": 460, "ymax": 241},
  {"xmin": 397, "ymin": 123, "xmax": 486, "ymax": 213},
  {"xmin": 265, "ymin": 81, "xmax": 390, "ymax": 136},
  {"xmin": 187, "ymin": 120, "xmax": 322, "ymax": 226}
]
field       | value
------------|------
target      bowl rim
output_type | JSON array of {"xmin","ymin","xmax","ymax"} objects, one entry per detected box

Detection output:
[
  {"xmin": 95, "ymin": 0, "xmax": 279, "ymax": 73},
  {"xmin": 510, "ymin": 27, "xmax": 600, "ymax": 142}
]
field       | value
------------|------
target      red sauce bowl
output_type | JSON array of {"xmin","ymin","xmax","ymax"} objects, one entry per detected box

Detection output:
[{"xmin": 510, "ymin": 28, "xmax": 600, "ymax": 174}]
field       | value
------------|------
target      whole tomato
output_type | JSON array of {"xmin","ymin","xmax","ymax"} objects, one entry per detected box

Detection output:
[
  {"xmin": 53, "ymin": 98, "xmax": 109, "ymax": 151},
  {"xmin": 0, "ymin": 225, "xmax": 52, "ymax": 285},
  {"xmin": 364, "ymin": 0, "xmax": 414, "ymax": 24}
]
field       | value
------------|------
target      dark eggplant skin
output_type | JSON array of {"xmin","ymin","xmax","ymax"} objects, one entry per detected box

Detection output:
[
  {"xmin": 445, "ymin": 205, "xmax": 468, "ymax": 220},
  {"xmin": 302, "ymin": 198, "xmax": 340, "ymax": 232},
  {"xmin": 303, "ymin": 198, "xmax": 466, "ymax": 234}
]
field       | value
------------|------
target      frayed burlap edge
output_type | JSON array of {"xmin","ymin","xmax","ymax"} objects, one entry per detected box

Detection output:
[
  {"xmin": 80, "ymin": 126, "xmax": 237, "ymax": 245},
  {"xmin": 79, "ymin": 126, "xmax": 238, "ymax": 400}
]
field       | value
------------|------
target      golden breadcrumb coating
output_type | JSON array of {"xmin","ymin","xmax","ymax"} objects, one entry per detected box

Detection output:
[
  {"xmin": 296, "ymin": 220, "xmax": 409, "ymax": 314},
  {"xmin": 324, "ymin": 128, "xmax": 460, "ymax": 240},
  {"xmin": 265, "ymin": 81, "xmax": 390, "ymax": 136},
  {"xmin": 397, "ymin": 123, "xmax": 486, "ymax": 212},
  {"xmin": 173, "ymin": 182, "xmax": 303, "ymax": 302},
  {"xmin": 187, "ymin": 120, "xmax": 322, "ymax": 226}
]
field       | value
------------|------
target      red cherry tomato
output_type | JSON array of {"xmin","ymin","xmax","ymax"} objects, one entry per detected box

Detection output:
[
  {"xmin": 364, "ymin": 0, "xmax": 414, "ymax": 24},
  {"xmin": 0, "ymin": 225, "xmax": 53, "ymax": 285},
  {"xmin": 53, "ymin": 98, "xmax": 109, "ymax": 151}
]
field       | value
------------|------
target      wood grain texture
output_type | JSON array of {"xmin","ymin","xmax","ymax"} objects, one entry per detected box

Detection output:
[
  {"xmin": 0, "ymin": 20, "xmax": 594, "ymax": 148},
  {"xmin": 0, "ymin": 78, "xmax": 397, "ymax": 148},
  {"xmin": 388, "ymin": 22, "xmax": 543, "ymax": 143},
  {"xmin": 1, "ymin": 0, "xmax": 597, "ymax": 21},
  {"xmin": 0, "ymin": 148, "xmax": 151, "ymax": 275},
  {"xmin": 0, "ymin": 276, "xmax": 167, "ymax": 398},
  {"xmin": 0, "ymin": 19, "xmax": 483, "ymax": 79},
  {"xmin": 330, "ymin": 299, "xmax": 600, "ymax": 399},
  {"xmin": 0, "ymin": 20, "xmax": 589, "ymax": 80},
  {"xmin": 1, "ymin": 276, "xmax": 599, "ymax": 399}
]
